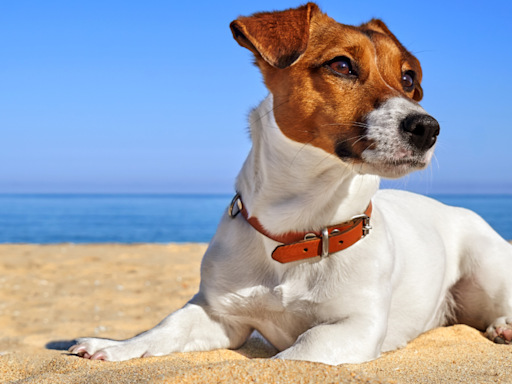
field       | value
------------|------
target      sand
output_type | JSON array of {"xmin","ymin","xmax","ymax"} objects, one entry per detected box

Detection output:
[{"xmin": 1, "ymin": 244, "xmax": 511, "ymax": 383}]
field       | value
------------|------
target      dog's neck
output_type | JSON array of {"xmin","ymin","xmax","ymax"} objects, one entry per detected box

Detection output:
[{"xmin": 235, "ymin": 94, "xmax": 380, "ymax": 235}]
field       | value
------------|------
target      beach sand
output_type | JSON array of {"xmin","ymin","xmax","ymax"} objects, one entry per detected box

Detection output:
[{"xmin": 1, "ymin": 244, "xmax": 511, "ymax": 383}]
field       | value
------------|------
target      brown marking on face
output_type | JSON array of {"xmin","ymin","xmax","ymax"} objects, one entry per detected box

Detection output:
[
  {"xmin": 230, "ymin": 3, "xmax": 424, "ymax": 162},
  {"xmin": 361, "ymin": 19, "xmax": 424, "ymax": 101}
]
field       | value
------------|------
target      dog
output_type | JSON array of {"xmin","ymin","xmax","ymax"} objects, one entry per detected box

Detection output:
[{"xmin": 69, "ymin": 3, "xmax": 512, "ymax": 365}]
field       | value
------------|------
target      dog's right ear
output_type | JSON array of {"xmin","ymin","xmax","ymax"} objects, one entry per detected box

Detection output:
[{"xmin": 230, "ymin": 3, "xmax": 320, "ymax": 69}]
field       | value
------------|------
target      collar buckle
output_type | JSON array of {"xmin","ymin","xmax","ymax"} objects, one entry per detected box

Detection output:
[{"xmin": 350, "ymin": 214, "xmax": 372, "ymax": 237}]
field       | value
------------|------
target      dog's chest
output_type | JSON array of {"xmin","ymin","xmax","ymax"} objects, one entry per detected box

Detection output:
[
  {"xmin": 215, "ymin": 262, "xmax": 354, "ymax": 349},
  {"xmin": 228, "ymin": 279, "xmax": 323, "ymax": 349},
  {"xmin": 223, "ymin": 275, "xmax": 323, "ymax": 315}
]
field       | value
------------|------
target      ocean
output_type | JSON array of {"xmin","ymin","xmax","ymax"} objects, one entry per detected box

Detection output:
[{"xmin": 0, "ymin": 193, "xmax": 511, "ymax": 243}]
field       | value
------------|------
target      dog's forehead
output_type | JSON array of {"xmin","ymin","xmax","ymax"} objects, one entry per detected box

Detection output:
[{"xmin": 306, "ymin": 18, "xmax": 408, "ymax": 69}]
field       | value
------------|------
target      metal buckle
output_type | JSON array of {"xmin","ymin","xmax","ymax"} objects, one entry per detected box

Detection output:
[
  {"xmin": 350, "ymin": 214, "xmax": 372, "ymax": 237},
  {"xmin": 228, "ymin": 192, "xmax": 242, "ymax": 218}
]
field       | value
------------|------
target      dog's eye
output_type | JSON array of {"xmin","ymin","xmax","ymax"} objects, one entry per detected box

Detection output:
[
  {"xmin": 327, "ymin": 57, "xmax": 356, "ymax": 76},
  {"xmin": 402, "ymin": 71, "xmax": 415, "ymax": 91}
]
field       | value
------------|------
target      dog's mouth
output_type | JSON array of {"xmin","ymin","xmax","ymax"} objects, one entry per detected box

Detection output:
[
  {"xmin": 334, "ymin": 130, "xmax": 433, "ymax": 177},
  {"xmin": 378, "ymin": 157, "xmax": 428, "ymax": 171},
  {"xmin": 359, "ymin": 148, "xmax": 433, "ymax": 178},
  {"xmin": 383, "ymin": 158, "xmax": 425, "ymax": 166}
]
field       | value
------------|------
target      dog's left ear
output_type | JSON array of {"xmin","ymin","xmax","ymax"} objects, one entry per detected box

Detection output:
[
  {"xmin": 363, "ymin": 19, "xmax": 424, "ymax": 101},
  {"xmin": 230, "ymin": 3, "xmax": 320, "ymax": 69}
]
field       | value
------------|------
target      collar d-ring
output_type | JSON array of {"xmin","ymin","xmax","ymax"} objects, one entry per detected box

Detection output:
[{"xmin": 228, "ymin": 192, "xmax": 243, "ymax": 218}]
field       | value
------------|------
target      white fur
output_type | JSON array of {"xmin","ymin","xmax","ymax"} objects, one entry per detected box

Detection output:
[{"xmin": 71, "ymin": 94, "xmax": 512, "ymax": 365}]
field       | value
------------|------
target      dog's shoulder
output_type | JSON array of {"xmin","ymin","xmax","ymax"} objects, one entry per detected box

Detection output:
[
  {"xmin": 373, "ymin": 189, "xmax": 492, "ymax": 246},
  {"xmin": 374, "ymin": 189, "xmax": 456, "ymax": 214},
  {"xmin": 374, "ymin": 189, "xmax": 480, "ymax": 219},
  {"xmin": 373, "ymin": 189, "xmax": 447, "ymax": 214}
]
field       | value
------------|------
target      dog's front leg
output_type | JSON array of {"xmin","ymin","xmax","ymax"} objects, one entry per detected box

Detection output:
[
  {"xmin": 69, "ymin": 292, "xmax": 250, "ymax": 361},
  {"xmin": 274, "ymin": 314, "xmax": 388, "ymax": 366}
]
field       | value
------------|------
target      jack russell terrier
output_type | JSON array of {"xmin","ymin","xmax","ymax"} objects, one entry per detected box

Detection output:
[{"xmin": 70, "ymin": 3, "xmax": 512, "ymax": 365}]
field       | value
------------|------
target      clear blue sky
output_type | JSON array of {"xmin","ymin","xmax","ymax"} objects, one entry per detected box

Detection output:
[{"xmin": 1, "ymin": 0, "xmax": 511, "ymax": 194}]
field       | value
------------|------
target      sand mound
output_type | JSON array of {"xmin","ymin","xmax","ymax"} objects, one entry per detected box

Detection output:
[{"xmin": 1, "ymin": 244, "xmax": 511, "ymax": 383}]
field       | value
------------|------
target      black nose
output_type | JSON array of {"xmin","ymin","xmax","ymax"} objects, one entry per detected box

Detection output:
[{"xmin": 400, "ymin": 114, "xmax": 440, "ymax": 151}]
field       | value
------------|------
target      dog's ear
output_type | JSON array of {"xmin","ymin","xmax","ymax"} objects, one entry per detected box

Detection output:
[
  {"xmin": 363, "ymin": 19, "xmax": 424, "ymax": 102},
  {"xmin": 230, "ymin": 3, "xmax": 320, "ymax": 69}
]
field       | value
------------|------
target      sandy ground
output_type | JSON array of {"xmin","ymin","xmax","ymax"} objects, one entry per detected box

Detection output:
[{"xmin": 1, "ymin": 244, "xmax": 512, "ymax": 383}]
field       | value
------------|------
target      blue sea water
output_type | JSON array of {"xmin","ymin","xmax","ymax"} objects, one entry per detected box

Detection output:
[
  {"xmin": 0, "ymin": 194, "xmax": 231, "ymax": 243},
  {"xmin": 0, "ymin": 193, "xmax": 511, "ymax": 243}
]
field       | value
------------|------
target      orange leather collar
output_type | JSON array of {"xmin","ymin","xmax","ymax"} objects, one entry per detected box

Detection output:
[{"xmin": 228, "ymin": 193, "xmax": 372, "ymax": 263}]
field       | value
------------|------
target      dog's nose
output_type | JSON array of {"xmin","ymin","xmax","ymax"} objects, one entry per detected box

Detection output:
[{"xmin": 400, "ymin": 115, "xmax": 440, "ymax": 151}]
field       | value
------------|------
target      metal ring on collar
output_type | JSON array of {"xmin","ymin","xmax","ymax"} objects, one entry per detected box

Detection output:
[{"xmin": 228, "ymin": 192, "xmax": 242, "ymax": 218}]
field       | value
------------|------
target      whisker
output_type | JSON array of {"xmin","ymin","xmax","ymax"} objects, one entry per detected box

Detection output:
[
  {"xmin": 429, "ymin": 161, "xmax": 434, "ymax": 194},
  {"xmin": 250, "ymin": 98, "xmax": 290, "ymax": 128},
  {"xmin": 351, "ymin": 135, "xmax": 369, "ymax": 147},
  {"xmin": 333, "ymin": 135, "xmax": 366, "ymax": 146},
  {"xmin": 319, "ymin": 121, "xmax": 389, "ymax": 131},
  {"xmin": 260, "ymin": 123, "xmax": 312, "ymax": 134},
  {"xmin": 411, "ymin": 49, "xmax": 435, "ymax": 55},
  {"xmin": 290, "ymin": 138, "xmax": 316, "ymax": 168},
  {"xmin": 320, "ymin": 122, "xmax": 371, "ymax": 128},
  {"xmin": 432, "ymin": 153, "xmax": 440, "ymax": 171},
  {"xmin": 315, "ymin": 152, "xmax": 336, "ymax": 168},
  {"xmin": 362, "ymin": 142, "xmax": 377, "ymax": 152}
]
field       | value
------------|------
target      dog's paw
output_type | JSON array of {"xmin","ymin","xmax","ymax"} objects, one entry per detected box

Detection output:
[
  {"xmin": 486, "ymin": 317, "xmax": 512, "ymax": 345},
  {"xmin": 69, "ymin": 338, "xmax": 149, "ymax": 361}
]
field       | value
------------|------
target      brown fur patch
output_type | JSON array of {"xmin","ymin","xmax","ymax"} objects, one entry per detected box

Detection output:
[{"xmin": 361, "ymin": 19, "xmax": 424, "ymax": 101}]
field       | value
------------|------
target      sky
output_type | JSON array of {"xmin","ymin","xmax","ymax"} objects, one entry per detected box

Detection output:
[{"xmin": 1, "ymin": 0, "xmax": 511, "ymax": 194}]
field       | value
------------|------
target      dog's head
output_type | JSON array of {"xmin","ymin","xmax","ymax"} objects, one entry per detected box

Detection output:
[{"xmin": 230, "ymin": 3, "xmax": 439, "ymax": 178}]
